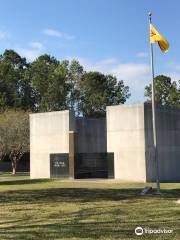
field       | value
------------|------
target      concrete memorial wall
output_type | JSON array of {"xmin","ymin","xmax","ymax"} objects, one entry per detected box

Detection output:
[
  {"xmin": 76, "ymin": 117, "xmax": 107, "ymax": 153},
  {"xmin": 30, "ymin": 104, "xmax": 180, "ymax": 182},
  {"xmin": 30, "ymin": 110, "xmax": 75, "ymax": 178},
  {"xmin": 30, "ymin": 111, "xmax": 109, "ymax": 179},
  {"xmin": 107, "ymin": 103, "xmax": 180, "ymax": 182},
  {"xmin": 107, "ymin": 104, "xmax": 146, "ymax": 181},
  {"xmin": 144, "ymin": 104, "xmax": 180, "ymax": 182}
]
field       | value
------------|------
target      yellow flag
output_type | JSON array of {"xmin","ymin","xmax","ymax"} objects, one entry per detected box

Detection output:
[{"xmin": 150, "ymin": 24, "xmax": 169, "ymax": 52}]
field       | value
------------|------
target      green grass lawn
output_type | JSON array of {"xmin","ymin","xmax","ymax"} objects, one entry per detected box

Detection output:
[{"xmin": 0, "ymin": 173, "xmax": 179, "ymax": 240}]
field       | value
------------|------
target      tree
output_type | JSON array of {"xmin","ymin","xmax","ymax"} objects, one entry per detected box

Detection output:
[
  {"xmin": 0, "ymin": 110, "xmax": 29, "ymax": 174},
  {"xmin": 30, "ymin": 56, "xmax": 84, "ymax": 113},
  {"xmin": 0, "ymin": 57, "xmax": 21, "ymax": 110},
  {"xmin": 0, "ymin": 126, "xmax": 7, "ymax": 162},
  {"xmin": 42, "ymin": 60, "xmax": 71, "ymax": 111},
  {"xmin": 144, "ymin": 75, "xmax": 180, "ymax": 106},
  {"xmin": 79, "ymin": 71, "xmax": 130, "ymax": 117},
  {"xmin": 0, "ymin": 49, "xmax": 35, "ymax": 111},
  {"xmin": 0, "ymin": 50, "xmax": 132, "ymax": 115},
  {"xmin": 68, "ymin": 59, "xmax": 84, "ymax": 114},
  {"xmin": 20, "ymin": 68, "xmax": 36, "ymax": 111},
  {"xmin": 30, "ymin": 54, "xmax": 60, "ymax": 111}
]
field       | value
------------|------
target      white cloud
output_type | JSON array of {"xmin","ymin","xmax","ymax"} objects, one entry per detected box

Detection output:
[
  {"xmin": 99, "ymin": 58, "xmax": 118, "ymax": 65},
  {"xmin": 166, "ymin": 72, "xmax": 180, "ymax": 82},
  {"xmin": 165, "ymin": 61, "xmax": 180, "ymax": 83},
  {"xmin": 16, "ymin": 42, "xmax": 44, "ymax": 62},
  {"xmin": 136, "ymin": 52, "xmax": 148, "ymax": 58},
  {"xmin": 43, "ymin": 28, "xmax": 75, "ymax": 40},
  {"xmin": 167, "ymin": 62, "xmax": 180, "ymax": 71},
  {"xmin": 30, "ymin": 42, "xmax": 44, "ymax": 50},
  {"xmin": 73, "ymin": 57, "xmax": 150, "ymax": 103},
  {"xmin": 0, "ymin": 31, "xmax": 8, "ymax": 40},
  {"xmin": 16, "ymin": 48, "xmax": 40, "ymax": 62},
  {"xmin": 111, "ymin": 63, "xmax": 150, "ymax": 81}
]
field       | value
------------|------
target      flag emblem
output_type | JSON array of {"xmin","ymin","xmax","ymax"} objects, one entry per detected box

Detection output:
[{"xmin": 150, "ymin": 24, "xmax": 169, "ymax": 52}]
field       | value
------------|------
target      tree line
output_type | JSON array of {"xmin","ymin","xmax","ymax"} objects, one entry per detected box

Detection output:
[
  {"xmin": 0, "ymin": 49, "xmax": 131, "ymax": 174},
  {"xmin": 0, "ymin": 49, "xmax": 131, "ymax": 116},
  {"xmin": 0, "ymin": 49, "xmax": 179, "ymax": 174},
  {"xmin": 0, "ymin": 49, "xmax": 179, "ymax": 115}
]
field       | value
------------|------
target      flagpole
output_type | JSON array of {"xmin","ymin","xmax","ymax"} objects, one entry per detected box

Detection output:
[{"xmin": 148, "ymin": 12, "xmax": 160, "ymax": 194}]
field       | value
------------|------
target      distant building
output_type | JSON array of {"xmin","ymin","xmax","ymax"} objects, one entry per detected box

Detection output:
[{"xmin": 30, "ymin": 104, "xmax": 180, "ymax": 182}]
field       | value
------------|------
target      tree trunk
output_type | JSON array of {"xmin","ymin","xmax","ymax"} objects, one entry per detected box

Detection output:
[{"xmin": 12, "ymin": 158, "xmax": 17, "ymax": 175}]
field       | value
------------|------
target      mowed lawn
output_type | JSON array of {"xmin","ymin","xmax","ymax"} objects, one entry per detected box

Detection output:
[{"xmin": 0, "ymin": 173, "xmax": 179, "ymax": 240}]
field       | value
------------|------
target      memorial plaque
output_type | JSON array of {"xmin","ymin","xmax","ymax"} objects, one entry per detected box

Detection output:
[
  {"xmin": 75, "ymin": 153, "xmax": 114, "ymax": 179},
  {"xmin": 50, "ymin": 154, "xmax": 69, "ymax": 178}
]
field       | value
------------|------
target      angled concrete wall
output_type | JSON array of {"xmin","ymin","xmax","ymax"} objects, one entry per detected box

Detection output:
[
  {"xmin": 30, "ymin": 104, "xmax": 180, "ymax": 182},
  {"xmin": 145, "ymin": 104, "xmax": 180, "ymax": 182},
  {"xmin": 107, "ymin": 104, "xmax": 146, "ymax": 181},
  {"xmin": 30, "ymin": 110, "xmax": 75, "ymax": 178},
  {"xmin": 107, "ymin": 104, "xmax": 180, "ymax": 182}
]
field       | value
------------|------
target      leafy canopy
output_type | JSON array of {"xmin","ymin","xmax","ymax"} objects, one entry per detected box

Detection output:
[
  {"xmin": 0, "ymin": 49, "xmax": 131, "ymax": 116},
  {"xmin": 144, "ymin": 75, "xmax": 180, "ymax": 107}
]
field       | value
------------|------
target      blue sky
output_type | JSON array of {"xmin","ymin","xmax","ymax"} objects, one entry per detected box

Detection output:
[{"xmin": 0, "ymin": 0, "xmax": 179, "ymax": 103}]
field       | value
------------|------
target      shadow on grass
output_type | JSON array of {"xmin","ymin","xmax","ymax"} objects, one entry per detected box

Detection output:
[
  {"xmin": 0, "ymin": 187, "xmax": 179, "ymax": 204},
  {"xmin": 0, "ymin": 222, "xmax": 134, "ymax": 240},
  {"xmin": 0, "ymin": 206, "xmax": 180, "ymax": 240},
  {"xmin": 0, "ymin": 187, "xmax": 180, "ymax": 240},
  {"xmin": 0, "ymin": 172, "xmax": 30, "ymax": 177},
  {"xmin": 0, "ymin": 179, "xmax": 53, "ymax": 185}
]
